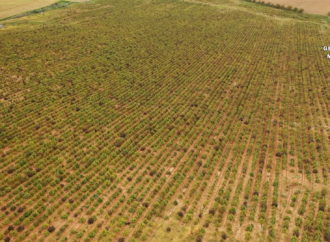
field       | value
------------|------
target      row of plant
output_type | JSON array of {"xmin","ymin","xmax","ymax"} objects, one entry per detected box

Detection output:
[{"xmin": 1, "ymin": 0, "xmax": 329, "ymax": 241}]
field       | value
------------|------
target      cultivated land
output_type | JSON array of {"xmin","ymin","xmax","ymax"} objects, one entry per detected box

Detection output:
[
  {"xmin": 265, "ymin": 0, "xmax": 330, "ymax": 15},
  {"xmin": 0, "ymin": 0, "xmax": 88, "ymax": 19},
  {"xmin": 0, "ymin": 0, "xmax": 330, "ymax": 241}
]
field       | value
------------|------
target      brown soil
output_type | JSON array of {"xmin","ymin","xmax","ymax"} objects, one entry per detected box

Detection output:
[{"xmin": 265, "ymin": 0, "xmax": 330, "ymax": 15}]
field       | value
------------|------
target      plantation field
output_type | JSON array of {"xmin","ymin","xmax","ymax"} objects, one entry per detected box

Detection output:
[
  {"xmin": 0, "ymin": 0, "xmax": 88, "ymax": 19},
  {"xmin": 0, "ymin": 0, "xmax": 330, "ymax": 241},
  {"xmin": 265, "ymin": 0, "xmax": 330, "ymax": 15}
]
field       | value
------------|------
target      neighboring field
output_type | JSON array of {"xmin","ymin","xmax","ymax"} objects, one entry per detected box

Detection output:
[
  {"xmin": 0, "ymin": 0, "xmax": 88, "ymax": 19},
  {"xmin": 265, "ymin": 0, "xmax": 330, "ymax": 15},
  {"xmin": 0, "ymin": 0, "xmax": 330, "ymax": 241}
]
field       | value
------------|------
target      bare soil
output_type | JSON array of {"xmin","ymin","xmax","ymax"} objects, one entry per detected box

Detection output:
[{"xmin": 265, "ymin": 0, "xmax": 330, "ymax": 15}]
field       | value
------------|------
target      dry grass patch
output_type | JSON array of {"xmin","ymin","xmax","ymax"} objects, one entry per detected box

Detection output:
[
  {"xmin": 0, "ymin": 0, "xmax": 88, "ymax": 19},
  {"xmin": 264, "ymin": 0, "xmax": 330, "ymax": 15}
]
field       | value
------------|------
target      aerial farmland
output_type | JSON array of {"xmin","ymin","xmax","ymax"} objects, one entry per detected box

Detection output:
[{"xmin": 0, "ymin": 0, "xmax": 329, "ymax": 241}]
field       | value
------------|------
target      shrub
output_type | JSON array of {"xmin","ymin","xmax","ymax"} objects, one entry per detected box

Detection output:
[
  {"xmin": 87, "ymin": 218, "xmax": 95, "ymax": 224},
  {"xmin": 114, "ymin": 140, "xmax": 123, "ymax": 147},
  {"xmin": 324, "ymin": 227, "xmax": 330, "ymax": 241},
  {"xmin": 293, "ymin": 228, "xmax": 299, "ymax": 237},
  {"xmin": 7, "ymin": 226, "xmax": 14, "ymax": 232},
  {"xmin": 209, "ymin": 208, "xmax": 215, "ymax": 215},
  {"xmin": 195, "ymin": 235, "xmax": 203, "ymax": 242},
  {"xmin": 17, "ymin": 226, "xmax": 24, "ymax": 232},
  {"xmin": 119, "ymin": 132, "xmax": 126, "ymax": 138},
  {"xmin": 177, "ymin": 211, "xmax": 184, "ymax": 217},
  {"xmin": 229, "ymin": 207, "xmax": 236, "ymax": 215},
  {"xmin": 48, "ymin": 226, "xmax": 55, "ymax": 232},
  {"xmin": 319, "ymin": 200, "xmax": 326, "ymax": 211},
  {"xmin": 246, "ymin": 224, "xmax": 254, "ymax": 232}
]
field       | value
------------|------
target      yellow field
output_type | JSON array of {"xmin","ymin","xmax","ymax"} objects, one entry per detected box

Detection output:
[
  {"xmin": 266, "ymin": 0, "xmax": 330, "ymax": 15},
  {"xmin": 0, "ymin": 0, "xmax": 58, "ymax": 19},
  {"xmin": 0, "ymin": 0, "xmax": 88, "ymax": 19}
]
